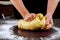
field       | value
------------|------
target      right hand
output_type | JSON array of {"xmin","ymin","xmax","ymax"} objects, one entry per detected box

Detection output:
[{"xmin": 24, "ymin": 13, "xmax": 36, "ymax": 21}]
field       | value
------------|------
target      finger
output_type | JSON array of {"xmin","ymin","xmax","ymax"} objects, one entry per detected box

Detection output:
[
  {"xmin": 24, "ymin": 16, "xmax": 31, "ymax": 21},
  {"xmin": 46, "ymin": 19, "xmax": 53, "ymax": 29},
  {"xmin": 28, "ymin": 13, "xmax": 36, "ymax": 21},
  {"xmin": 32, "ymin": 13, "xmax": 36, "ymax": 18},
  {"xmin": 24, "ymin": 13, "xmax": 36, "ymax": 21},
  {"xmin": 46, "ymin": 19, "xmax": 50, "ymax": 25},
  {"xmin": 45, "ymin": 19, "xmax": 53, "ymax": 30},
  {"xmin": 43, "ymin": 24, "xmax": 52, "ymax": 30},
  {"xmin": 49, "ymin": 19, "xmax": 53, "ymax": 25},
  {"xmin": 24, "ymin": 14, "xmax": 34, "ymax": 21},
  {"xmin": 46, "ymin": 24, "xmax": 53, "ymax": 29},
  {"xmin": 32, "ymin": 14, "xmax": 36, "ymax": 20}
]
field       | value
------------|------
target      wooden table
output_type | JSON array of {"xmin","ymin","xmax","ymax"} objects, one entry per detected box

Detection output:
[{"xmin": 0, "ymin": 19, "xmax": 60, "ymax": 40}]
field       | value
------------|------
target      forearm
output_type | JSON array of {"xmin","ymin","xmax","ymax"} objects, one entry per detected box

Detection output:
[
  {"xmin": 10, "ymin": 0, "xmax": 29, "ymax": 18},
  {"xmin": 46, "ymin": 0, "xmax": 59, "ymax": 16}
]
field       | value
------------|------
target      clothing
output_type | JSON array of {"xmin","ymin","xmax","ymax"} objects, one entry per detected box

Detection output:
[
  {"xmin": 23, "ymin": 0, "xmax": 47, "ymax": 14},
  {"xmin": 13, "ymin": 0, "xmax": 48, "ymax": 19}
]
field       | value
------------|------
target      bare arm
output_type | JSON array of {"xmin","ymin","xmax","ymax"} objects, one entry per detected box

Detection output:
[
  {"xmin": 46, "ymin": 0, "xmax": 59, "ymax": 16},
  {"xmin": 45, "ymin": 0, "xmax": 59, "ymax": 29},
  {"xmin": 10, "ymin": 0, "xmax": 29, "ymax": 18}
]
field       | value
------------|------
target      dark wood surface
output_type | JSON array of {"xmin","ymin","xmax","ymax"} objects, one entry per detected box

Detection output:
[
  {"xmin": 0, "ymin": 19, "xmax": 60, "ymax": 40},
  {"xmin": 0, "ymin": 5, "xmax": 14, "ymax": 19}
]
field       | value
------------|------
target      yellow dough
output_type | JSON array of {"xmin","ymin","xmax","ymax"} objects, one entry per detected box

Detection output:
[{"xmin": 18, "ymin": 13, "xmax": 47, "ymax": 30}]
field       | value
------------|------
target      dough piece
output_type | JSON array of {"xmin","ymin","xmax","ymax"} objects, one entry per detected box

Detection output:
[{"xmin": 18, "ymin": 13, "xmax": 47, "ymax": 30}]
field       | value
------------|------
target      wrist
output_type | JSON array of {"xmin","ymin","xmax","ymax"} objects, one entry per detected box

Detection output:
[
  {"xmin": 23, "ymin": 13, "xmax": 30, "ymax": 18},
  {"xmin": 46, "ymin": 13, "xmax": 53, "ymax": 17},
  {"xmin": 45, "ymin": 13, "xmax": 53, "ymax": 18}
]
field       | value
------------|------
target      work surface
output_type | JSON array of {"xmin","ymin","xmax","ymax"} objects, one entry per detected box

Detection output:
[{"xmin": 0, "ymin": 19, "xmax": 60, "ymax": 40}]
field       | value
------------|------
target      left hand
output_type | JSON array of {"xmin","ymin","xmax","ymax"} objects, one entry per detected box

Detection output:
[
  {"xmin": 24, "ymin": 13, "xmax": 36, "ymax": 21},
  {"xmin": 45, "ymin": 14, "xmax": 53, "ymax": 29}
]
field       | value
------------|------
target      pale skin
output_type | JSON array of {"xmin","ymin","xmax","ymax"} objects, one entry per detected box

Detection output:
[{"xmin": 10, "ymin": 0, "xmax": 59, "ymax": 29}]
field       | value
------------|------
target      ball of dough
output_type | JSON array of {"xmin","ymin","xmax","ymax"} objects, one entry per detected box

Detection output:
[{"xmin": 18, "ymin": 13, "xmax": 49, "ymax": 30}]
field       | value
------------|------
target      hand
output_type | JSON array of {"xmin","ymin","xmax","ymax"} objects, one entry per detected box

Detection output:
[
  {"xmin": 24, "ymin": 13, "xmax": 36, "ymax": 21},
  {"xmin": 45, "ymin": 14, "xmax": 53, "ymax": 29}
]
